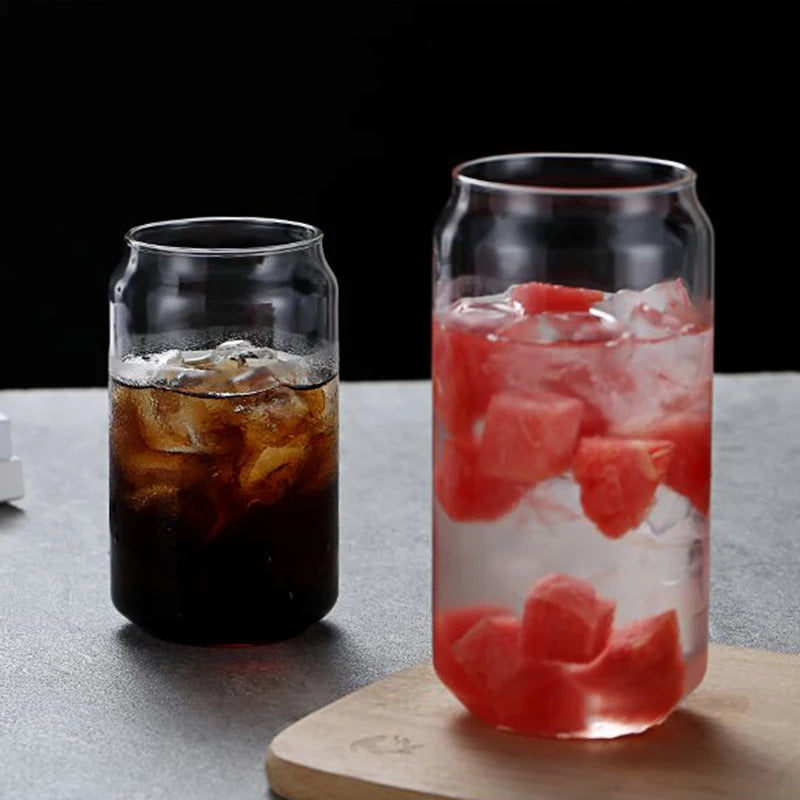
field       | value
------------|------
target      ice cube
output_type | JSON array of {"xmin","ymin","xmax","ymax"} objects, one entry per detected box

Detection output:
[
  {"xmin": 256, "ymin": 356, "xmax": 300, "ymax": 386},
  {"xmin": 448, "ymin": 295, "xmax": 524, "ymax": 334},
  {"xmin": 297, "ymin": 383, "xmax": 330, "ymax": 424},
  {"xmin": 497, "ymin": 314, "xmax": 561, "ymax": 344},
  {"xmin": 230, "ymin": 366, "xmax": 280, "ymax": 393},
  {"xmin": 498, "ymin": 310, "xmax": 625, "ymax": 345},
  {"xmin": 639, "ymin": 278, "xmax": 692, "ymax": 312},
  {"xmin": 177, "ymin": 341, "xmax": 302, "ymax": 394},
  {"xmin": 627, "ymin": 305, "xmax": 678, "ymax": 340},
  {"xmin": 239, "ymin": 434, "xmax": 309, "ymax": 504},
  {"xmin": 138, "ymin": 390, "xmax": 239, "ymax": 455},
  {"xmin": 215, "ymin": 339, "xmax": 255, "ymax": 354},
  {"xmin": 146, "ymin": 349, "xmax": 184, "ymax": 366},
  {"xmin": 521, "ymin": 477, "xmax": 584, "ymax": 527},
  {"xmin": 596, "ymin": 279, "xmax": 692, "ymax": 324},
  {"xmin": 646, "ymin": 486, "xmax": 692, "ymax": 536},
  {"xmin": 113, "ymin": 350, "xmax": 183, "ymax": 386},
  {"xmin": 238, "ymin": 385, "xmax": 312, "ymax": 447},
  {"xmin": 122, "ymin": 448, "xmax": 205, "ymax": 488},
  {"xmin": 167, "ymin": 367, "xmax": 218, "ymax": 390},
  {"xmin": 622, "ymin": 328, "xmax": 714, "ymax": 417},
  {"xmin": 181, "ymin": 350, "xmax": 215, "ymax": 367}
]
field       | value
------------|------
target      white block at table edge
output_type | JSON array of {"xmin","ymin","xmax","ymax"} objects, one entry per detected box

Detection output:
[
  {"xmin": 0, "ymin": 457, "xmax": 24, "ymax": 503},
  {"xmin": 0, "ymin": 412, "xmax": 11, "ymax": 461}
]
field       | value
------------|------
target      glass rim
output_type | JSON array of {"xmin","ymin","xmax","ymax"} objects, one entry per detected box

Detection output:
[
  {"xmin": 125, "ymin": 216, "xmax": 324, "ymax": 256},
  {"xmin": 453, "ymin": 152, "xmax": 696, "ymax": 196}
]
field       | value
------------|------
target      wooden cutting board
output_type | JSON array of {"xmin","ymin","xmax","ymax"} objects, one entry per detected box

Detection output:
[{"xmin": 267, "ymin": 644, "xmax": 799, "ymax": 800}]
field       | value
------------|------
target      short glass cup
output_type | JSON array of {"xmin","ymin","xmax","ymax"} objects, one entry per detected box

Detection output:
[{"xmin": 109, "ymin": 217, "xmax": 339, "ymax": 645}]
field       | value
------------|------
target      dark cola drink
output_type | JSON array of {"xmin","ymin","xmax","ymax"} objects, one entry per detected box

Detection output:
[{"xmin": 109, "ymin": 341, "xmax": 338, "ymax": 644}]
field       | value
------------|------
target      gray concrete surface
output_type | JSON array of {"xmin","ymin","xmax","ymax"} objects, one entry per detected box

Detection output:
[{"xmin": 0, "ymin": 376, "xmax": 798, "ymax": 800}]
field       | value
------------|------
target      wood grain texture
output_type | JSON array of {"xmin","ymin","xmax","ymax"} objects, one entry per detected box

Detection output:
[{"xmin": 267, "ymin": 644, "xmax": 800, "ymax": 800}]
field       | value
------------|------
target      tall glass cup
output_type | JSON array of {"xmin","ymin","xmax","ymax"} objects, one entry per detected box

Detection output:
[
  {"xmin": 109, "ymin": 217, "xmax": 338, "ymax": 645},
  {"xmin": 432, "ymin": 154, "xmax": 713, "ymax": 737}
]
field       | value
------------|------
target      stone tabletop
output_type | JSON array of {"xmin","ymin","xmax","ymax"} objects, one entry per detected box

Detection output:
[{"xmin": 0, "ymin": 376, "xmax": 798, "ymax": 800}]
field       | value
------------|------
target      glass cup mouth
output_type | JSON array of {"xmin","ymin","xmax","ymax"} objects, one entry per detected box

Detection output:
[
  {"xmin": 125, "ymin": 216, "xmax": 324, "ymax": 256},
  {"xmin": 454, "ymin": 153, "xmax": 696, "ymax": 196}
]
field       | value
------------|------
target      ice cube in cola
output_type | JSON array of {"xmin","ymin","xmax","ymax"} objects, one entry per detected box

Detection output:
[
  {"xmin": 433, "ymin": 280, "xmax": 712, "ymax": 737},
  {"xmin": 110, "ymin": 341, "xmax": 338, "ymax": 644}
]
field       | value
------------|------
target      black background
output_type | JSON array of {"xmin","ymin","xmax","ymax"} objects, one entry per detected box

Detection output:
[{"xmin": 3, "ymin": 1, "xmax": 796, "ymax": 388}]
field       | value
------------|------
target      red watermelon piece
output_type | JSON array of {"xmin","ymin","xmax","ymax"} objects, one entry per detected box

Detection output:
[
  {"xmin": 520, "ymin": 573, "xmax": 615, "ymax": 664},
  {"xmin": 447, "ymin": 610, "xmax": 587, "ymax": 736},
  {"xmin": 479, "ymin": 390, "xmax": 584, "ymax": 484},
  {"xmin": 435, "ymin": 437, "xmax": 524, "ymax": 522},
  {"xmin": 546, "ymin": 385, "xmax": 608, "ymax": 437},
  {"xmin": 572, "ymin": 437, "xmax": 675, "ymax": 538},
  {"xmin": 494, "ymin": 660, "xmax": 587, "ymax": 736},
  {"xmin": 434, "ymin": 605, "xmax": 512, "ymax": 719},
  {"xmin": 510, "ymin": 281, "xmax": 605, "ymax": 314},
  {"xmin": 575, "ymin": 609, "xmax": 685, "ymax": 723},
  {"xmin": 451, "ymin": 615, "xmax": 521, "ymax": 692},
  {"xmin": 432, "ymin": 322, "xmax": 494, "ymax": 438},
  {"xmin": 627, "ymin": 413, "xmax": 711, "ymax": 515}
]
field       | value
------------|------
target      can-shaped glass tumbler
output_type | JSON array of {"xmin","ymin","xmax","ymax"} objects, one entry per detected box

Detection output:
[
  {"xmin": 109, "ymin": 217, "xmax": 338, "ymax": 645},
  {"xmin": 432, "ymin": 154, "xmax": 713, "ymax": 738}
]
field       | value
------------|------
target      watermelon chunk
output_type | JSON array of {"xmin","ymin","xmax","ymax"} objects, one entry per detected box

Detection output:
[
  {"xmin": 479, "ymin": 390, "xmax": 584, "ymax": 484},
  {"xmin": 626, "ymin": 413, "xmax": 711, "ymax": 515},
  {"xmin": 520, "ymin": 573, "xmax": 615, "ymax": 664},
  {"xmin": 451, "ymin": 615, "xmax": 521, "ymax": 692},
  {"xmin": 435, "ymin": 437, "xmax": 523, "ymax": 522},
  {"xmin": 434, "ymin": 605, "xmax": 512, "ymax": 719},
  {"xmin": 575, "ymin": 609, "xmax": 685, "ymax": 723},
  {"xmin": 447, "ymin": 610, "xmax": 587, "ymax": 736},
  {"xmin": 510, "ymin": 281, "xmax": 605, "ymax": 314},
  {"xmin": 432, "ymin": 322, "xmax": 494, "ymax": 438},
  {"xmin": 494, "ymin": 660, "xmax": 587, "ymax": 736},
  {"xmin": 572, "ymin": 437, "xmax": 674, "ymax": 538}
]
